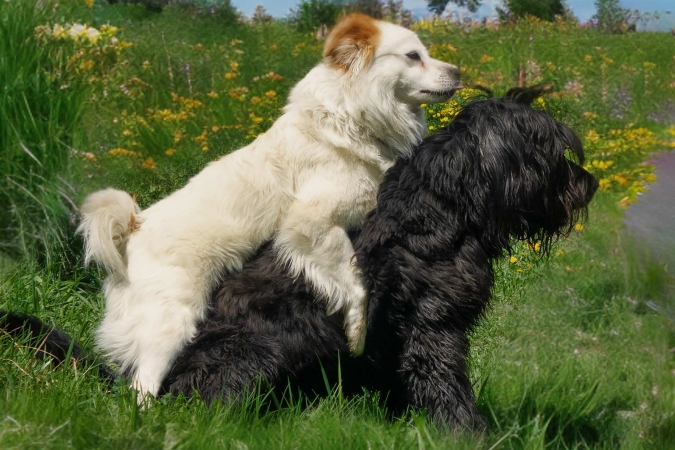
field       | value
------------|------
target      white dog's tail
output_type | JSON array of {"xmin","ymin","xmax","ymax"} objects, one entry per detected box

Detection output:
[{"xmin": 77, "ymin": 188, "xmax": 141, "ymax": 279}]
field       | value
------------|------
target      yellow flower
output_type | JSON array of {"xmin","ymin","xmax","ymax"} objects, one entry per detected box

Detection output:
[
  {"xmin": 79, "ymin": 60, "xmax": 94, "ymax": 71},
  {"xmin": 641, "ymin": 173, "xmax": 657, "ymax": 183},
  {"xmin": 264, "ymin": 90, "xmax": 277, "ymax": 99},
  {"xmin": 617, "ymin": 197, "xmax": 632, "ymax": 209},
  {"xmin": 583, "ymin": 111, "xmax": 599, "ymax": 120},
  {"xmin": 584, "ymin": 54, "xmax": 593, "ymax": 63},
  {"xmin": 428, "ymin": 125, "xmax": 435, "ymax": 131},
  {"xmin": 52, "ymin": 23, "xmax": 66, "ymax": 39},
  {"xmin": 211, "ymin": 125, "xmax": 221, "ymax": 132},
  {"xmin": 574, "ymin": 223, "xmax": 584, "ymax": 232},
  {"xmin": 534, "ymin": 242, "xmax": 541, "ymax": 252},
  {"xmin": 207, "ymin": 91, "xmax": 219, "ymax": 99},
  {"xmin": 586, "ymin": 129, "xmax": 599, "ymax": 143},
  {"xmin": 509, "ymin": 256, "xmax": 518, "ymax": 264},
  {"xmin": 613, "ymin": 174, "xmax": 629, "ymax": 186},
  {"xmin": 100, "ymin": 24, "xmax": 118, "ymax": 36},
  {"xmin": 598, "ymin": 178, "xmax": 611, "ymax": 190},
  {"xmin": 108, "ymin": 148, "xmax": 136, "ymax": 157},
  {"xmin": 141, "ymin": 157, "xmax": 156, "ymax": 170},
  {"xmin": 165, "ymin": 148, "xmax": 176, "ymax": 156},
  {"xmin": 83, "ymin": 0, "xmax": 94, "ymax": 7},
  {"xmin": 142, "ymin": 60, "xmax": 151, "ymax": 70},
  {"xmin": 480, "ymin": 54, "xmax": 493, "ymax": 63},
  {"xmin": 251, "ymin": 96, "xmax": 261, "ymax": 105},
  {"xmin": 194, "ymin": 43, "xmax": 204, "ymax": 51}
]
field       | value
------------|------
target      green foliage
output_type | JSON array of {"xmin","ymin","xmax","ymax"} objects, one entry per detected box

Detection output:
[
  {"xmin": 594, "ymin": 0, "xmax": 632, "ymax": 33},
  {"xmin": 292, "ymin": 0, "xmax": 342, "ymax": 33},
  {"xmin": 291, "ymin": 0, "xmax": 412, "ymax": 30},
  {"xmin": 345, "ymin": 0, "xmax": 385, "ymax": 18},
  {"xmin": 498, "ymin": 0, "xmax": 565, "ymax": 21},
  {"xmin": 427, "ymin": 0, "xmax": 481, "ymax": 15}
]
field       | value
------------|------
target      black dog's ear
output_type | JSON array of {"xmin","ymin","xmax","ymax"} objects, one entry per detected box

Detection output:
[{"xmin": 504, "ymin": 83, "xmax": 554, "ymax": 104}]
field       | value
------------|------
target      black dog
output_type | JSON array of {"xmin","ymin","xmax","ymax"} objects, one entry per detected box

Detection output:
[
  {"xmin": 161, "ymin": 89, "xmax": 599, "ymax": 431},
  {"xmin": 0, "ymin": 89, "xmax": 598, "ymax": 432}
]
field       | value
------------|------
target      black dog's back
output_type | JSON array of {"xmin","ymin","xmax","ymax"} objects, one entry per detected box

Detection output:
[{"xmin": 163, "ymin": 241, "xmax": 408, "ymax": 404}]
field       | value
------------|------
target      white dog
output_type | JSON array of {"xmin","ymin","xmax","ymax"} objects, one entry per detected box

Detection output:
[{"xmin": 78, "ymin": 13, "xmax": 461, "ymax": 398}]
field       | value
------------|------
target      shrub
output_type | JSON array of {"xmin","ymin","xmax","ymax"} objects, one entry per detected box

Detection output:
[
  {"xmin": 498, "ymin": 0, "xmax": 565, "ymax": 22},
  {"xmin": 292, "ymin": 0, "xmax": 342, "ymax": 33},
  {"xmin": 594, "ymin": 0, "xmax": 633, "ymax": 33}
]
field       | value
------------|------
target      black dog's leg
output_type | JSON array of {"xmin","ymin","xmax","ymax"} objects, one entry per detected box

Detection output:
[
  {"xmin": 400, "ymin": 327, "xmax": 486, "ymax": 432},
  {"xmin": 164, "ymin": 330, "xmax": 285, "ymax": 405}
]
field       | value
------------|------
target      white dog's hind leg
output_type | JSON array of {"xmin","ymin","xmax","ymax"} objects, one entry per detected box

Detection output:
[
  {"xmin": 99, "ymin": 263, "xmax": 209, "ymax": 400},
  {"xmin": 129, "ymin": 297, "xmax": 203, "ymax": 400}
]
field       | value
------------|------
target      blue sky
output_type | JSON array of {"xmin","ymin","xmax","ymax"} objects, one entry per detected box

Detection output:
[{"xmin": 230, "ymin": 0, "xmax": 673, "ymax": 23}]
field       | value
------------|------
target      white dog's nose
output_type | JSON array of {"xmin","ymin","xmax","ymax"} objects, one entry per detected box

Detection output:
[{"xmin": 446, "ymin": 65, "xmax": 461, "ymax": 82}]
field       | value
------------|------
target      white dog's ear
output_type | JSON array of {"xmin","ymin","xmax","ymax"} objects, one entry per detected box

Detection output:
[{"xmin": 323, "ymin": 14, "xmax": 380, "ymax": 75}]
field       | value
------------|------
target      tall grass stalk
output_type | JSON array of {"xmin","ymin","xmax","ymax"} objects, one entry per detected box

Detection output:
[{"xmin": 0, "ymin": 0, "xmax": 88, "ymax": 261}]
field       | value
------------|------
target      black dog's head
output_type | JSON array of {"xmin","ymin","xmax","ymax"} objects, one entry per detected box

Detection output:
[{"xmin": 418, "ymin": 88, "xmax": 598, "ymax": 255}]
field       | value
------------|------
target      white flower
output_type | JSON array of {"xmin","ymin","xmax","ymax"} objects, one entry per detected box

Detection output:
[
  {"xmin": 68, "ymin": 23, "xmax": 86, "ymax": 40},
  {"xmin": 85, "ymin": 27, "xmax": 100, "ymax": 43}
]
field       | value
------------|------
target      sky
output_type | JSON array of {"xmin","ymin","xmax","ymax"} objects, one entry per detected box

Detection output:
[{"xmin": 230, "ymin": 0, "xmax": 674, "ymax": 24}]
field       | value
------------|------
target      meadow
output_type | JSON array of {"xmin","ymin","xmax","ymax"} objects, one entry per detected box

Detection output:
[{"xmin": 1, "ymin": 1, "xmax": 675, "ymax": 448}]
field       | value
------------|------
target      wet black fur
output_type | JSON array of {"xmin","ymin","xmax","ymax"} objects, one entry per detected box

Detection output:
[{"xmin": 161, "ymin": 91, "xmax": 599, "ymax": 431}]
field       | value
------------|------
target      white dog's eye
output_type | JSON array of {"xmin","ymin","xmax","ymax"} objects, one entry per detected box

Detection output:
[{"xmin": 406, "ymin": 51, "xmax": 421, "ymax": 61}]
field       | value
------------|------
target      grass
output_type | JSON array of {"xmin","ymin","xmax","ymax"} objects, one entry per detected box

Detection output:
[
  {"xmin": 1, "ymin": 2, "xmax": 675, "ymax": 448},
  {"xmin": 0, "ymin": 0, "xmax": 90, "ymax": 261}
]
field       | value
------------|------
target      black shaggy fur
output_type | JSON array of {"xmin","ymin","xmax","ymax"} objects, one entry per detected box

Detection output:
[{"xmin": 161, "ymin": 91, "xmax": 599, "ymax": 431}]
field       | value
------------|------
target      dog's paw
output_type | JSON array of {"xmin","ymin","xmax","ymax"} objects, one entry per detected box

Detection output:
[{"xmin": 345, "ymin": 315, "xmax": 366, "ymax": 356}]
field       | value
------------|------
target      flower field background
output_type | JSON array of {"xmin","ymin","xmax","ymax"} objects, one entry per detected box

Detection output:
[{"xmin": 1, "ymin": 1, "xmax": 674, "ymax": 448}]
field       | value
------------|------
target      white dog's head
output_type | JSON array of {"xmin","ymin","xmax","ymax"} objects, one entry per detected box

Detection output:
[{"xmin": 323, "ymin": 14, "xmax": 461, "ymax": 105}]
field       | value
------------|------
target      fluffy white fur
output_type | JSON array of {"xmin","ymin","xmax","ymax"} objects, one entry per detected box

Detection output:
[{"xmin": 78, "ymin": 14, "xmax": 461, "ymax": 398}]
